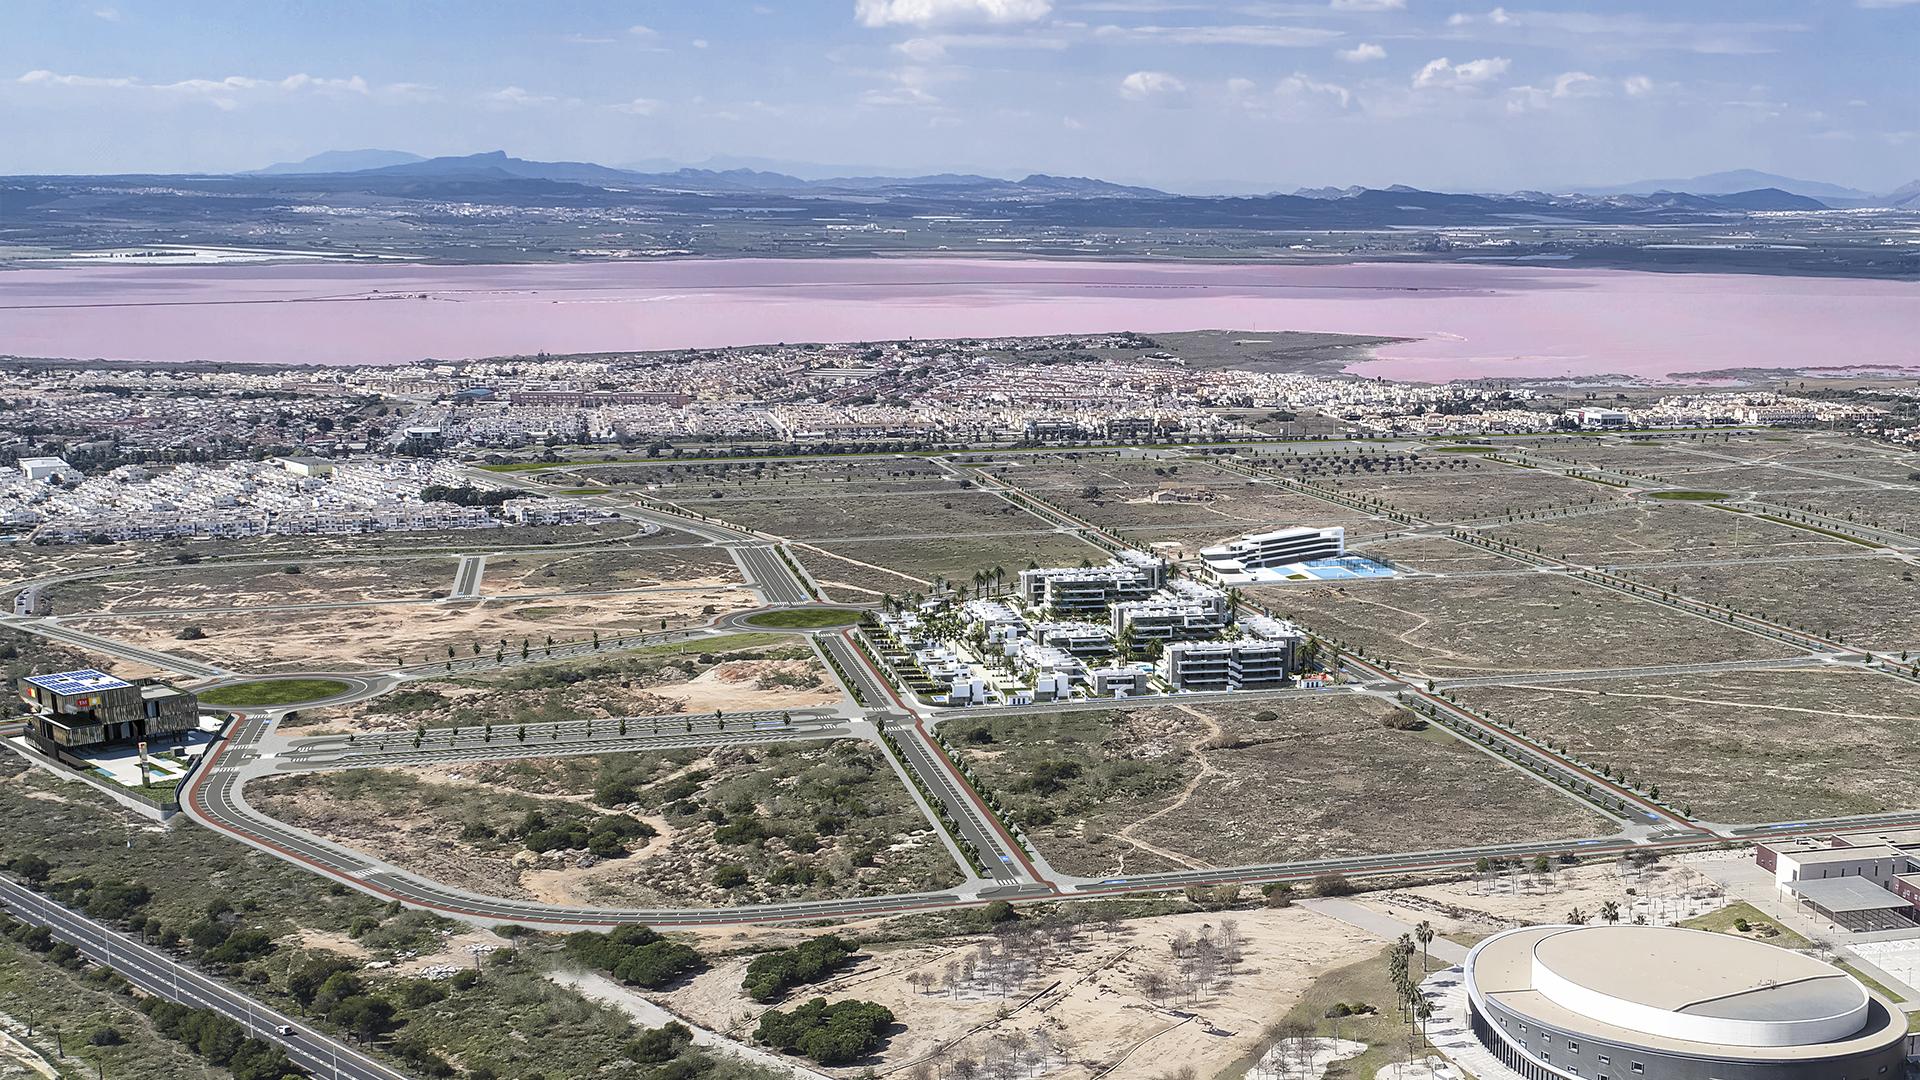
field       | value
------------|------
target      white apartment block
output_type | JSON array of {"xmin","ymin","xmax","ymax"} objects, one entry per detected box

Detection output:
[{"xmin": 1200, "ymin": 526, "xmax": 1345, "ymax": 576}]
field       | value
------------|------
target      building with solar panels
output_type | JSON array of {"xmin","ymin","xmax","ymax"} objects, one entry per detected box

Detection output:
[
  {"xmin": 17, "ymin": 668, "xmax": 198, "ymax": 759},
  {"xmin": 1464, "ymin": 925, "xmax": 1909, "ymax": 1080}
]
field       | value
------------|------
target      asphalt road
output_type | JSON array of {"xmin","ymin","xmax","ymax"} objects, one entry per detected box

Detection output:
[
  {"xmin": 2, "ymin": 616, "xmax": 230, "ymax": 678},
  {"xmin": 734, "ymin": 543, "xmax": 814, "ymax": 605},
  {"xmin": 281, "ymin": 716, "xmax": 852, "ymax": 770},
  {"xmin": 0, "ymin": 875, "xmax": 410, "ymax": 1080},
  {"xmin": 448, "ymin": 554, "xmax": 485, "ymax": 599}
]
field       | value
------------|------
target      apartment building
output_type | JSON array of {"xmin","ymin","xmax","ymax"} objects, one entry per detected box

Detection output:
[{"xmin": 1018, "ymin": 553, "xmax": 1168, "ymax": 614}]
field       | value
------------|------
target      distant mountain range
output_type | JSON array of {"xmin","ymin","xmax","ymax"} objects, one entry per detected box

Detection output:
[{"xmin": 232, "ymin": 150, "xmax": 1920, "ymax": 212}]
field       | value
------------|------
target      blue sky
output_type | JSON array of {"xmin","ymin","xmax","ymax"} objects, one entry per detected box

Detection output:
[{"xmin": 4, "ymin": 0, "xmax": 1916, "ymax": 192}]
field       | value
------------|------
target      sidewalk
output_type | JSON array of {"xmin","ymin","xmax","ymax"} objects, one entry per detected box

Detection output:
[{"xmin": 1299, "ymin": 898, "xmax": 1470, "ymax": 964}]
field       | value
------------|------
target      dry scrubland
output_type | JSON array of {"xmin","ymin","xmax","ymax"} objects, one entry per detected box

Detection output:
[
  {"xmin": 48, "ymin": 558, "xmax": 456, "ymax": 614},
  {"xmin": 1621, "ymin": 558, "xmax": 1920, "ymax": 651},
  {"xmin": 480, "ymin": 545, "xmax": 742, "ymax": 594},
  {"xmin": 249, "ymin": 740, "xmax": 964, "ymax": 907},
  {"xmin": 1302, "ymin": 461, "xmax": 1631, "ymax": 522},
  {"xmin": 1485, "ymin": 502, "xmax": 1859, "ymax": 564},
  {"xmin": 943, "ymin": 696, "xmax": 1608, "ymax": 879},
  {"xmin": 1455, "ymin": 667, "xmax": 1920, "ymax": 822},
  {"xmin": 699, "ymin": 490, "xmax": 1044, "ymax": 542},
  {"xmin": 1255, "ymin": 575, "xmax": 1796, "ymax": 677},
  {"xmin": 1350, "ymin": 535, "xmax": 1532, "ymax": 574},
  {"xmin": 69, "ymin": 586, "xmax": 754, "ymax": 673},
  {"xmin": 796, "ymin": 532, "xmax": 1109, "ymax": 600},
  {"xmin": 284, "ymin": 633, "xmax": 840, "ymax": 733}
]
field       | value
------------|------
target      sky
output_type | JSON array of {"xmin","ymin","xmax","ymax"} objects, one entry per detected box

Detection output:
[{"xmin": 3, "ymin": 0, "xmax": 1917, "ymax": 193}]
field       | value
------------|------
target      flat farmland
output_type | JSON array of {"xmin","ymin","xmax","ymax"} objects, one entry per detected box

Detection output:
[
  {"xmin": 68, "ymin": 587, "xmax": 754, "ymax": 672},
  {"xmin": 1253, "ymin": 575, "xmax": 1799, "ymax": 677},
  {"xmin": 942, "ymin": 695, "xmax": 1610, "ymax": 878},
  {"xmin": 1621, "ymin": 558, "xmax": 1920, "ymax": 651},
  {"xmin": 1455, "ymin": 668, "xmax": 1920, "ymax": 823},
  {"xmin": 47, "ymin": 557, "xmax": 455, "ymax": 614},
  {"xmin": 698, "ymin": 489, "xmax": 1050, "ymax": 541},
  {"xmin": 481, "ymin": 545, "xmax": 741, "ymax": 594},
  {"xmin": 1506, "ymin": 436, "xmax": 1733, "ymax": 472},
  {"xmin": 248, "ymin": 739, "xmax": 962, "ymax": 907},
  {"xmin": 797, "ymin": 531, "xmax": 1108, "ymax": 599},
  {"xmin": 1485, "ymin": 503, "xmax": 1859, "ymax": 564}
]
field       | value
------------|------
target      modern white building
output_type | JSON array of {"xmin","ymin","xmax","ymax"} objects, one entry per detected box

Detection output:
[
  {"xmin": 1018, "ymin": 552, "xmax": 1168, "ymax": 614},
  {"xmin": 1200, "ymin": 526, "xmax": 1345, "ymax": 576},
  {"xmin": 17, "ymin": 457, "xmax": 80, "ymax": 484},
  {"xmin": 1567, "ymin": 407, "xmax": 1631, "ymax": 429},
  {"xmin": 1462, "ymin": 925, "xmax": 1909, "ymax": 1080}
]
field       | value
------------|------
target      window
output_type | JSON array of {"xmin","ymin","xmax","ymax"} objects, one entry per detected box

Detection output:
[
  {"xmin": 1631, "ymin": 1064, "xmax": 1644, "ymax": 1075},
  {"xmin": 1598, "ymin": 1056, "xmax": 1611, "ymax": 1066},
  {"xmin": 1568, "ymin": 1042, "xmax": 1580, "ymax": 1053}
]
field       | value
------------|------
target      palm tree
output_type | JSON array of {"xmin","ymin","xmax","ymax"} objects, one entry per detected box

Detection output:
[
  {"xmin": 1601, "ymin": 900, "xmax": 1621, "ymax": 926},
  {"xmin": 1414, "ymin": 920, "xmax": 1434, "ymax": 973}
]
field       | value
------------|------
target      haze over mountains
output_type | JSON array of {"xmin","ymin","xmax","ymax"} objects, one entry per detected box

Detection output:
[{"xmin": 237, "ymin": 149, "xmax": 1919, "ymax": 210}]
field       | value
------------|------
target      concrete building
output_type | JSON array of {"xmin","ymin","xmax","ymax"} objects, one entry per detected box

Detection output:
[
  {"xmin": 1568, "ymin": 407, "xmax": 1631, "ymax": 430},
  {"xmin": 17, "ymin": 456, "xmax": 80, "ymax": 484},
  {"xmin": 1755, "ymin": 835, "xmax": 1920, "ymax": 932},
  {"xmin": 1464, "ymin": 925, "xmax": 1909, "ymax": 1080},
  {"xmin": 18, "ymin": 669, "xmax": 198, "ymax": 760},
  {"xmin": 1018, "ymin": 554, "xmax": 1168, "ymax": 614},
  {"xmin": 1199, "ymin": 526, "xmax": 1344, "ymax": 576}
]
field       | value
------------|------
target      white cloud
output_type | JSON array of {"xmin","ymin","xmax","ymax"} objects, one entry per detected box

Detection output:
[
  {"xmin": 692, "ymin": 38, "xmax": 711, "ymax": 48},
  {"xmin": 610, "ymin": 98, "xmax": 663, "ymax": 115},
  {"xmin": 628, "ymin": 24, "xmax": 659, "ymax": 38},
  {"xmin": 1412, "ymin": 56, "xmax": 1510, "ymax": 90},
  {"xmin": 1227, "ymin": 76, "xmax": 1258, "ymax": 96},
  {"xmin": 484, "ymin": 85, "xmax": 578, "ymax": 108},
  {"xmin": 1448, "ymin": 7, "xmax": 1514, "ymax": 27},
  {"xmin": 1094, "ymin": 23, "xmax": 1344, "ymax": 46},
  {"xmin": 1330, "ymin": 0, "xmax": 1403, "ymax": 9},
  {"xmin": 1276, "ymin": 71, "xmax": 1352, "ymax": 107},
  {"xmin": 562, "ymin": 33, "xmax": 616, "ymax": 44},
  {"xmin": 18, "ymin": 69, "xmax": 379, "ymax": 109},
  {"xmin": 1622, "ymin": 74, "xmax": 1655, "ymax": 97},
  {"xmin": 1505, "ymin": 70, "xmax": 1602, "ymax": 113},
  {"xmin": 895, "ymin": 32, "xmax": 1069, "ymax": 60},
  {"xmin": 1119, "ymin": 69, "xmax": 1186, "ymax": 99},
  {"xmin": 1338, "ymin": 41, "xmax": 1386, "ymax": 62},
  {"xmin": 854, "ymin": 0, "xmax": 1052, "ymax": 28},
  {"xmin": 93, "ymin": 7, "xmax": 123, "ymax": 21}
]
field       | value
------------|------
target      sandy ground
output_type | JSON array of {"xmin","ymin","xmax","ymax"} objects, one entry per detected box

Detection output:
[
  {"xmin": 654, "ymin": 905, "xmax": 1380, "ymax": 1080},
  {"xmin": 1350, "ymin": 860, "xmax": 1725, "ymax": 942},
  {"xmin": 66, "ymin": 585, "xmax": 754, "ymax": 672},
  {"xmin": 0, "ymin": 1019, "xmax": 56, "ymax": 1079}
]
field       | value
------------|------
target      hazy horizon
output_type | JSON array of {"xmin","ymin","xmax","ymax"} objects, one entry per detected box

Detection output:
[{"xmin": 5, "ymin": 0, "xmax": 1917, "ymax": 193}]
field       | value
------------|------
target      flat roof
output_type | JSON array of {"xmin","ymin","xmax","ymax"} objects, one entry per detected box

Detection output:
[
  {"xmin": 1787, "ymin": 876, "xmax": 1914, "ymax": 913},
  {"xmin": 1530, "ymin": 925, "xmax": 1848, "ymax": 1015},
  {"xmin": 1786, "ymin": 845, "xmax": 1901, "ymax": 865},
  {"xmin": 23, "ymin": 669, "xmax": 132, "ymax": 696}
]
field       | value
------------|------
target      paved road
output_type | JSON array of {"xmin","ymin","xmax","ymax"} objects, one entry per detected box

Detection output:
[
  {"xmin": 448, "ymin": 554, "xmax": 486, "ymax": 599},
  {"xmin": 816, "ymin": 631, "xmax": 893, "ymax": 708},
  {"xmin": 0, "ymin": 874, "xmax": 410, "ymax": 1080},
  {"xmin": 735, "ymin": 543, "xmax": 815, "ymax": 605},
  {"xmin": 1, "ymin": 616, "xmax": 230, "ymax": 677}
]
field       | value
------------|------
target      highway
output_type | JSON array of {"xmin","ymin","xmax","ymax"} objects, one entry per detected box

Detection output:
[{"xmin": 0, "ymin": 874, "xmax": 410, "ymax": 1080}]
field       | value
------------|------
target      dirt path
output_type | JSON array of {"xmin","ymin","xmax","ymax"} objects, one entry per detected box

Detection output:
[
  {"xmin": 1113, "ymin": 705, "xmax": 1223, "ymax": 872},
  {"xmin": 552, "ymin": 970, "xmax": 831, "ymax": 1080},
  {"xmin": 789, "ymin": 542, "xmax": 932, "ymax": 586}
]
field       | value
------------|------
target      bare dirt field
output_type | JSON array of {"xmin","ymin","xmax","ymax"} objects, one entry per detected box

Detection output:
[
  {"xmin": 802, "ymin": 533, "xmax": 1109, "ymax": 598},
  {"xmin": 68, "ymin": 587, "xmax": 754, "ymax": 672},
  {"xmin": 47, "ymin": 557, "xmax": 457, "ymax": 614},
  {"xmin": 481, "ymin": 545, "xmax": 742, "ymax": 594},
  {"xmin": 701, "ymin": 489, "xmax": 1051, "ymax": 542},
  {"xmin": 249, "ymin": 738, "xmax": 963, "ymax": 907},
  {"xmin": 1481, "ymin": 502, "xmax": 1858, "ymax": 564},
  {"xmin": 1307, "ymin": 463, "xmax": 1630, "ymax": 523},
  {"xmin": 1620, "ymin": 557, "xmax": 1920, "ymax": 651},
  {"xmin": 943, "ymin": 695, "xmax": 1610, "ymax": 879},
  {"xmin": 1252, "ymin": 575, "xmax": 1798, "ymax": 677},
  {"xmin": 1351, "ymin": 535, "xmax": 1532, "ymax": 574},
  {"xmin": 652, "ymin": 902, "xmax": 1382, "ymax": 1080},
  {"xmin": 286, "ymin": 634, "xmax": 841, "ymax": 734},
  {"xmin": 1787, "ymin": 485, "xmax": 1920, "ymax": 538},
  {"xmin": 1454, "ymin": 667, "xmax": 1920, "ymax": 823}
]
